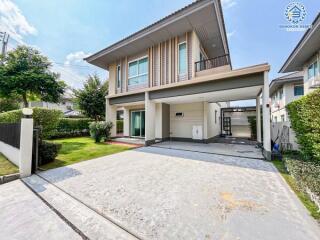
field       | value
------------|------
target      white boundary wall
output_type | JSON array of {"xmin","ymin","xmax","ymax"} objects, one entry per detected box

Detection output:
[
  {"xmin": 0, "ymin": 141, "xmax": 20, "ymax": 166},
  {"xmin": 0, "ymin": 117, "xmax": 34, "ymax": 177}
]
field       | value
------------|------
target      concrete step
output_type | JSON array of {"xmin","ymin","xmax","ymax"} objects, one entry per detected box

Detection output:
[{"xmin": 23, "ymin": 174, "xmax": 140, "ymax": 240}]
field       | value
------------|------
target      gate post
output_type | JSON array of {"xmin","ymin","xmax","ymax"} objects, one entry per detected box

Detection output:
[{"xmin": 19, "ymin": 108, "xmax": 34, "ymax": 178}]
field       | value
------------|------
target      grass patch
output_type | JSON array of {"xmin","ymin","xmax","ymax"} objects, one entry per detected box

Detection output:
[
  {"xmin": 0, "ymin": 153, "xmax": 18, "ymax": 176},
  {"xmin": 273, "ymin": 160, "xmax": 320, "ymax": 221},
  {"xmin": 42, "ymin": 137, "xmax": 134, "ymax": 170}
]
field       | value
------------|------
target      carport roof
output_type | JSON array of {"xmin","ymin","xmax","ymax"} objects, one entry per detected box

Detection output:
[{"xmin": 85, "ymin": 0, "xmax": 230, "ymax": 70}]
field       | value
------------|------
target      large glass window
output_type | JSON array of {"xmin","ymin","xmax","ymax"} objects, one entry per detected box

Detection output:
[
  {"xmin": 294, "ymin": 85, "xmax": 304, "ymax": 96},
  {"xmin": 178, "ymin": 42, "xmax": 187, "ymax": 75},
  {"xmin": 117, "ymin": 65, "xmax": 121, "ymax": 88},
  {"xmin": 308, "ymin": 61, "xmax": 318, "ymax": 79},
  {"xmin": 128, "ymin": 57, "xmax": 148, "ymax": 86}
]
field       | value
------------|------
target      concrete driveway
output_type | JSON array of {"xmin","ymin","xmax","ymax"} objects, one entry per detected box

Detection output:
[{"xmin": 16, "ymin": 145, "xmax": 320, "ymax": 240}]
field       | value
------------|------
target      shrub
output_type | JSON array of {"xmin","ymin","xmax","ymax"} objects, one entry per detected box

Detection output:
[
  {"xmin": 286, "ymin": 89, "xmax": 320, "ymax": 161},
  {"xmin": 116, "ymin": 120, "xmax": 123, "ymax": 134},
  {"xmin": 89, "ymin": 121, "xmax": 113, "ymax": 142},
  {"xmin": 0, "ymin": 108, "xmax": 62, "ymax": 139},
  {"xmin": 50, "ymin": 118, "xmax": 92, "ymax": 139},
  {"xmin": 284, "ymin": 155, "xmax": 320, "ymax": 203},
  {"xmin": 38, "ymin": 141, "xmax": 61, "ymax": 166}
]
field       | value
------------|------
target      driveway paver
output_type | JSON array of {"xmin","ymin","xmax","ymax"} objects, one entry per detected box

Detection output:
[{"xmin": 34, "ymin": 146, "xmax": 320, "ymax": 240}]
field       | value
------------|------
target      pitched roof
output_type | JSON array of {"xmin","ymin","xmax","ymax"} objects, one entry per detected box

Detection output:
[
  {"xmin": 279, "ymin": 12, "xmax": 320, "ymax": 73},
  {"xmin": 269, "ymin": 72, "xmax": 303, "ymax": 95},
  {"xmin": 85, "ymin": 0, "xmax": 230, "ymax": 70}
]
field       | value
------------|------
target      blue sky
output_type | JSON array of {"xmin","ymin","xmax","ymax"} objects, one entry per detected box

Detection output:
[{"xmin": 0, "ymin": 0, "xmax": 319, "ymax": 96}]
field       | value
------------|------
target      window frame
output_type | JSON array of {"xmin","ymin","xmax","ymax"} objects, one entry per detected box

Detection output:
[
  {"xmin": 178, "ymin": 41, "xmax": 187, "ymax": 76},
  {"xmin": 116, "ymin": 64, "xmax": 121, "ymax": 89},
  {"xmin": 308, "ymin": 60, "xmax": 318, "ymax": 80},
  {"xmin": 293, "ymin": 84, "xmax": 304, "ymax": 96},
  {"xmin": 128, "ymin": 55, "xmax": 149, "ymax": 86}
]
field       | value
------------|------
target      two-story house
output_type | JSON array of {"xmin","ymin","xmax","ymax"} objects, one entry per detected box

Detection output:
[
  {"xmin": 280, "ymin": 13, "xmax": 320, "ymax": 94},
  {"xmin": 270, "ymin": 72, "xmax": 304, "ymax": 123},
  {"xmin": 85, "ymin": 0, "xmax": 272, "ymax": 158}
]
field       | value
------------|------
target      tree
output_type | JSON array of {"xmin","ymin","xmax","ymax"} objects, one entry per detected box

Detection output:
[
  {"xmin": 74, "ymin": 74, "xmax": 108, "ymax": 121},
  {"xmin": 0, "ymin": 46, "xmax": 65, "ymax": 107}
]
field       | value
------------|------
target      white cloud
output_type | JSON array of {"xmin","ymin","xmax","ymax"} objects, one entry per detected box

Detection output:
[
  {"xmin": 221, "ymin": 0, "xmax": 237, "ymax": 9},
  {"xmin": 64, "ymin": 51, "xmax": 91, "ymax": 65},
  {"xmin": 0, "ymin": 0, "xmax": 37, "ymax": 44},
  {"xmin": 227, "ymin": 30, "xmax": 236, "ymax": 38},
  {"xmin": 52, "ymin": 51, "xmax": 107, "ymax": 89}
]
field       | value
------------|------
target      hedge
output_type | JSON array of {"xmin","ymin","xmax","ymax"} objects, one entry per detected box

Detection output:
[
  {"xmin": 284, "ymin": 154, "xmax": 320, "ymax": 204},
  {"xmin": 0, "ymin": 108, "xmax": 62, "ymax": 139},
  {"xmin": 50, "ymin": 118, "xmax": 92, "ymax": 139},
  {"xmin": 286, "ymin": 89, "xmax": 320, "ymax": 161},
  {"xmin": 38, "ymin": 141, "xmax": 61, "ymax": 166}
]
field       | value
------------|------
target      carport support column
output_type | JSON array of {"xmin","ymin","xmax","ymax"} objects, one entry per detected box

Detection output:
[
  {"xmin": 106, "ymin": 97, "xmax": 117, "ymax": 138},
  {"xmin": 262, "ymin": 71, "xmax": 271, "ymax": 160},
  {"xmin": 256, "ymin": 95, "xmax": 261, "ymax": 143},
  {"xmin": 123, "ymin": 107, "xmax": 130, "ymax": 137},
  {"xmin": 145, "ymin": 92, "xmax": 156, "ymax": 145}
]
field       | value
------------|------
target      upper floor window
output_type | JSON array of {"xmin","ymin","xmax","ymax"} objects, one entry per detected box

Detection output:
[
  {"xmin": 294, "ymin": 85, "xmax": 304, "ymax": 96},
  {"xmin": 308, "ymin": 61, "xmax": 318, "ymax": 79},
  {"xmin": 281, "ymin": 114, "xmax": 285, "ymax": 122},
  {"xmin": 128, "ymin": 57, "xmax": 148, "ymax": 86},
  {"xmin": 178, "ymin": 42, "xmax": 187, "ymax": 75},
  {"xmin": 117, "ymin": 65, "xmax": 121, "ymax": 89},
  {"xmin": 279, "ymin": 88, "xmax": 283, "ymax": 100}
]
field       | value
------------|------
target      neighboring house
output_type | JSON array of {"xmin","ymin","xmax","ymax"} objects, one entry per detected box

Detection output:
[
  {"xmin": 280, "ymin": 13, "xmax": 320, "ymax": 94},
  {"xmin": 28, "ymin": 92, "xmax": 78, "ymax": 116},
  {"xmin": 270, "ymin": 72, "xmax": 304, "ymax": 123},
  {"xmin": 85, "ymin": 0, "xmax": 272, "ymax": 158}
]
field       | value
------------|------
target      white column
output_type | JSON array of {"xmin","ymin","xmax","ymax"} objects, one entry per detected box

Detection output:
[
  {"xmin": 19, "ymin": 117, "xmax": 33, "ymax": 178},
  {"xmin": 106, "ymin": 97, "xmax": 117, "ymax": 138},
  {"xmin": 123, "ymin": 107, "xmax": 130, "ymax": 137},
  {"xmin": 262, "ymin": 71, "xmax": 271, "ymax": 159},
  {"xmin": 256, "ymin": 95, "xmax": 261, "ymax": 143},
  {"xmin": 145, "ymin": 92, "xmax": 156, "ymax": 145},
  {"xmin": 203, "ymin": 102, "xmax": 208, "ymax": 141}
]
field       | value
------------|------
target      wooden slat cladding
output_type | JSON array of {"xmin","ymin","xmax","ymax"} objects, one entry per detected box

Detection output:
[{"xmin": 111, "ymin": 31, "xmax": 193, "ymax": 93}]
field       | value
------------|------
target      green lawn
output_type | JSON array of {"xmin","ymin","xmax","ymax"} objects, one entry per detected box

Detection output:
[
  {"xmin": 42, "ymin": 137, "xmax": 134, "ymax": 170},
  {"xmin": 0, "ymin": 153, "xmax": 18, "ymax": 176},
  {"xmin": 273, "ymin": 160, "xmax": 320, "ymax": 221}
]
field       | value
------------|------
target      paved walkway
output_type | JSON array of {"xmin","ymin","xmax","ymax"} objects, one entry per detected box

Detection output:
[
  {"xmin": 21, "ymin": 147, "xmax": 320, "ymax": 240},
  {"xmin": 0, "ymin": 180, "xmax": 80, "ymax": 240}
]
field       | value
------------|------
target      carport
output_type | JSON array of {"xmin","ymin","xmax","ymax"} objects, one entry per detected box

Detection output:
[{"xmin": 107, "ymin": 64, "xmax": 271, "ymax": 159}]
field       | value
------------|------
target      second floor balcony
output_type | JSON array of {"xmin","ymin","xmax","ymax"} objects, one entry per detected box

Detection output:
[{"xmin": 195, "ymin": 54, "xmax": 231, "ymax": 76}]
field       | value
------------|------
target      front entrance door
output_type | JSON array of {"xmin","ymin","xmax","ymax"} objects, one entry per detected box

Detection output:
[{"xmin": 131, "ymin": 110, "xmax": 145, "ymax": 138}]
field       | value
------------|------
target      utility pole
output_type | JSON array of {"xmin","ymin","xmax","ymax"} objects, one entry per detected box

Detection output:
[{"xmin": 0, "ymin": 32, "xmax": 10, "ymax": 57}]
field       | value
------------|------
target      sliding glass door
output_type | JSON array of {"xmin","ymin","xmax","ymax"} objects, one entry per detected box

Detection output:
[{"xmin": 131, "ymin": 110, "xmax": 145, "ymax": 138}]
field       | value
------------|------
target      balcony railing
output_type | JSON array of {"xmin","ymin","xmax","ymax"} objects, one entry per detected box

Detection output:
[{"xmin": 195, "ymin": 54, "xmax": 230, "ymax": 72}]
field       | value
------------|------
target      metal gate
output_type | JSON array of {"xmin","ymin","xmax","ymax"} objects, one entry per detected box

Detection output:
[
  {"xmin": 31, "ymin": 127, "xmax": 40, "ymax": 174},
  {"xmin": 223, "ymin": 117, "xmax": 232, "ymax": 136}
]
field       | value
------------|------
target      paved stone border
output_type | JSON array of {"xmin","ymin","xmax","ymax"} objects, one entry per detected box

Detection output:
[{"xmin": 0, "ymin": 173, "xmax": 19, "ymax": 185}]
